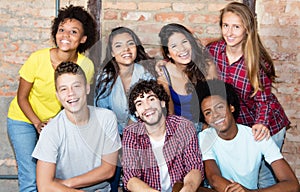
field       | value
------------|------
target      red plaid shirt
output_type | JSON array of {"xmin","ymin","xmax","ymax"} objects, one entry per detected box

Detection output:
[
  {"xmin": 207, "ymin": 40, "xmax": 290, "ymax": 136},
  {"xmin": 122, "ymin": 115, "xmax": 204, "ymax": 191}
]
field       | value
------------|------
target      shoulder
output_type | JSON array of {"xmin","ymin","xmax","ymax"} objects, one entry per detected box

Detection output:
[
  {"xmin": 206, "ymin": 39, "xmax": 225, "ymax": 51},
  {"xmin": 167, "ymin": 115, "xmax": 195, "ymax": 132},
  {"xmin": 31, "ymin": 48, "xmax": 51, "ymax": 56},
  {"xmin": 90, "ymin": 106, "xmax": 116, "ymax": 118},
  {"xmin": 26, "ymin": 48, "xmax": 50, "ymax": 61}
]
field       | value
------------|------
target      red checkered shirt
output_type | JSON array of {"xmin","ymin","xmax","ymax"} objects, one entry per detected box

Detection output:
[
  {"xmin": 207, "ymin": 39, "xmax": 290, "ymax": 136},
  {"xmin": 122, "ymin": 115, "xmax": 204, "ymax": 191}
]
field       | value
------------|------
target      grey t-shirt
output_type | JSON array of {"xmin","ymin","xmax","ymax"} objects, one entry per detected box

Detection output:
[{"xmin": 32, "ymin": 106, "xmax": 121, "ymax": 191}]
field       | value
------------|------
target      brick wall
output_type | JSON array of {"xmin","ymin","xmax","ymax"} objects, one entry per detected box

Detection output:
[{"xmin": 0, "ymin": 0, "xmax": 299, "ymax": 190}]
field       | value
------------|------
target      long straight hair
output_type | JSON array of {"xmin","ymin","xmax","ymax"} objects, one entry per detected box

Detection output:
[{"xmin": 220, "ymin": 2, "xmax": 276, "ymax": 95}]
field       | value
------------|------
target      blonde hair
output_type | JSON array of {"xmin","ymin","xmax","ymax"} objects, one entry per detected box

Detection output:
[{"xmin": 220, "ymin": 2, "xmax": 276, "ymax": 96}]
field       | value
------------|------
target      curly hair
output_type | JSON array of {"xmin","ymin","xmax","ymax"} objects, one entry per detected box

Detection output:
[
  {"xmin": 128, "ymin": 80, "xmax": 170, "ymax": 117},
  {"xmin": 54, "ymin": 61, "xmax": 86, "ymax": 89},
  {"xmin": 159, "ymin": 23, "xmax": 212, "ymax": 93},
  {"xmin": 51, "ymin": 5, "xmax": 97, "ymax": 53},
  {"xmin": 195, "ymin": 79, "xmax": 240, "ymax": 123},
  {"xmin": 94, "ymin": 27, "xmax": 154, "ymax": 103}
]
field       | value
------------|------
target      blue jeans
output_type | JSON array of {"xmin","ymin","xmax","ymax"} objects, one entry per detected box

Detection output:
[
  {"xmin": 7, "ymin": 118, "xmax": 38, "ymax": 192},
  {"xmin": 258, "ymin": 127, "xmax": 286, "ymax": 189}
]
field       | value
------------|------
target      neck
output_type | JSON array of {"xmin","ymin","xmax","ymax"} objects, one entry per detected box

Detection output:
[
  {"xmin": 66, "ymin": 106, "xmax": 90, "ymax": 126},
  {"xmin": 226, "ymin": 45, "xmax": 243, "ymax": 64},
  {"xmin": 119, "ymin": 63, "xmax": 134, "ymax": 78},
  {"xmin": 218, "ymin": 123, "xmax": 238, "ymax": 140},
  {"xmin": 52, "ymin": 48, "xmax": 78, "ymax": 68}
]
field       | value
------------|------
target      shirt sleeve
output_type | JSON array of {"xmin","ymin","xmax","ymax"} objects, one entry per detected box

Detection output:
[
  {"xmin": 102, "ymin": 111, "xmax": 122, "ymax": 155},
  {"xmin": 121, "ymin": 126, "xmax": 142, "ymax": 190},
  {"xmin": 31, "ymin": 120, "xmax": 59, "ymax": 163},
  {"xmin": 198, "ymin": 129, "xmax": 217, "ymax": 161},
  {"xmin": 19, "ymin": 52, "xmax": 39, "ymax": 83},
  {"xmin": 253, "ymin": 64, "xmax": 273, "ymax": 127},
  {"xmin": 259, "ymin": 136, "xmax": 283, "ymax": 164},
  {"xmin": 183, "ymin": 121, "xmax": 204, "ymax": 179}
]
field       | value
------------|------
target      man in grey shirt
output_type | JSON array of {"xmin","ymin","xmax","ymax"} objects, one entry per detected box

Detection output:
[{"xmin": 32, "ymin": 62, "xmax": 121, "ymax": 192}]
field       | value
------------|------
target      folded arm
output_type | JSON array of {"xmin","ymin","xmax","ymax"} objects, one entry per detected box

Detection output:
[{"xmin": 36, "ymin": 151, "xmax": 118, "ymax": 192}]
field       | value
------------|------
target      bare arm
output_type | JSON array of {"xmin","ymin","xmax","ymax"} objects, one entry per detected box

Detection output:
[
  {"xmin": 204, "ymin": 160, "xmax": 232, "ymax": 192},
  {"xmin": 36, "ymin": 160, "xmax": 83, "ymax": 192},
  {"xmin": 258, "ymin": 159, "xmax": 299, "ymax": 192},
  {"xmin": 157, "ymin": 76, "xmax": 174, "ymax": 115},
  {"xmin": 127, "ymin": 177, "xmax": 159, "ymax": 192},
  {"xmin": 61, "ymin": 151, "xmax": 118, "ymax": 189},
  {"xmin": 17, "ymin": 78, "xmax": 47, "ymax": 133},
  {"xmin": 180, "ymin": 169, "xmax": 202, "ymax": 192},
  {"xmin": 205, "ymin": 61, "xmax": 218, "ymax": 80}
]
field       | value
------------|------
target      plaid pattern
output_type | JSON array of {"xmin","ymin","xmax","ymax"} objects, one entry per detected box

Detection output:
[
  {"xmin": 207, "ymin": 40, "xmax": 290, "ymax": 136},
  {"xmin": 122, "ymin": 115, "xmax": 204, "ymax": 191}
]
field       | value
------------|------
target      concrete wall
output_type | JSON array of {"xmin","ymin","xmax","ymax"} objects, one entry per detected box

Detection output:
[{"xmin": 1, "ymin": 0, "xmax": 299, "ymax": 190}]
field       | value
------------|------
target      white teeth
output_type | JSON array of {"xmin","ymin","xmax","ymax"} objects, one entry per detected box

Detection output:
[
  {"xmin": 144, "ymin": 111, "xmax": 154, "ymax": 117},
  {"xmin": 179, "ymin": 52, "xmax": 188, "ymax": 57},
  {"xmin": 67, "ymin": 98, "xmax": 79, "ymax": 103},
  {"xmin": 214, "ymin": 118, "xmax": 225, "ymax": 124},
  {"xmin": 122, "ymin": 53, "xmax": 132, "ymax": 58},
  {"xmin": 61, "ymin": 40, "xmax": 70, "ymax": 44}
]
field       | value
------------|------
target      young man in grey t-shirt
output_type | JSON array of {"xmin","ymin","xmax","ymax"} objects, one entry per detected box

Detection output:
[{"xmin": 32, "ymin": 62, "xmax": 121, "ymax": 192}]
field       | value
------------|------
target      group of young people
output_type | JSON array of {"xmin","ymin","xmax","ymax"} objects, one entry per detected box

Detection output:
[{"xmin": 7, "ymin": 2, "xmax": 299, "ymax": 192}]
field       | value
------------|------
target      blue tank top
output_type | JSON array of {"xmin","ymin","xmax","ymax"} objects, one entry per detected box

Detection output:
[{"xmin": 162, "ymin": 66, "xmax": 193, "ymax": 121}]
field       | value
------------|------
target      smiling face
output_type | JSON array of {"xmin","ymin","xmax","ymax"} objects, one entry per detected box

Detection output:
[
  {"xmin": 55, "ymin": 18, "xmax": 87, "ymax": 52},
  {"xmin": 167, "ymin": 32, "xmax": 192, "ymax": 65},
  {"xmin": 134, "ymin": 91, "xmax": 166, "ymax": 127},
  {"xmin": 56, "ymin": 73, "xmax": 90, "ymax": 115},
  {"xmin": 201, "ymin": 95, "xmax": 237, "ymax": 138},
  {"xmin": 221, "ymin": 11, "xmax": 246, "ymax": 49},
  {"xmin": 111, "ymin": 32, "xmax": 137, "ymax": 67}
]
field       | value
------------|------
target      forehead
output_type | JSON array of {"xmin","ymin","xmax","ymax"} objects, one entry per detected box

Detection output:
[
  {"xmin": 168, "ymin": 32, "xmax": 187, "ymax": 43},
  {"xmin": 222, "ymin": 11, "xmax": 243, "ymax": 24},
  {"xmin": 201, "ymin": 95, "xmax": 226, "ymax": 108},
  {"xmin": 112, "ymin": 32, "xmax": 133, "ymax": 43},
  {"xmin": 56, "ymin": 73, "xmax": 84, "ymax": 85},
  {"xmin": 59, "ymin": 18, "xmax": 83, "ymax": 28}
]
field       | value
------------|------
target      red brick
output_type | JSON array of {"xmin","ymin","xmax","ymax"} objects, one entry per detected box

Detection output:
[{"xmin": 154, "ymin": 12, "xmax": 185, "ymax": 22}]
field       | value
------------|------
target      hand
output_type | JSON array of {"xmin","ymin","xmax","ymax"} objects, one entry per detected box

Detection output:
[
  {"xmin": 225, "ymin": 181, "xmax": 250, "ymax": 192},
  {"xmin": 155, "ymin": 60, "xmax": 167, "ymax": 76},
  {"xmin": 34, "ymin": 119, "xmax": 51, "ymax": 134},
  {"xmin": 252, "ymin": 123, "xmax": 270, "ymax": 141}
]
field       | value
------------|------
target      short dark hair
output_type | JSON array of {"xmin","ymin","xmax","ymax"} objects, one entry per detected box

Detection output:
[
  {"xmin": 195, "ymin": 79, "xmax": 240, "ymax": 123},
  {"xmin": 128, "ymin": 80, "xmax": 170, "ymax": 117},
  {"xmin": 51, "ymin": 5, "xmax": 97, "ymax": 53},
  {"xmin": 54, "ymin": 61, "xmax": 86, "ymax": 89}
]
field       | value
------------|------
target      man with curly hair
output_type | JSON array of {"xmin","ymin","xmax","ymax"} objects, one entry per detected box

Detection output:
[{"xmin": 122, "ymin": 80, "xmax": 204, "ymax": 192}]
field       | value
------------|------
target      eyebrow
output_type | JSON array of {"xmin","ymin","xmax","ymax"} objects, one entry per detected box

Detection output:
[{"xmin": 134, "ymin": 93, "xmax": 157, "ymax": 104}]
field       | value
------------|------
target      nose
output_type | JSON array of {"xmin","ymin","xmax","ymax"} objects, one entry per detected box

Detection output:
[
  {"xmin": 67, "ymin": 87, "xmax": 75, "ymax": 96},
  {"xmin": 177, "ymin": 44, "xmax": 186, "ymax": 52}
]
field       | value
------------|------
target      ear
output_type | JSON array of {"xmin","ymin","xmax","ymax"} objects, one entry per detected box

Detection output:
[
  {"xmin": 135, "ymin": 111, "xmax": 139, "ymax": 117},
  {"xmin": 80, "ymin": 35, "xmax": 87, "ymax": 44},
  {"xmin": 161, "ymin": 100, "xmax": 166, "ymax": 108},
  {"xmin": 86, "ymin": 83, "xmax": 90, "ymax": 95},
  {"xmin": 111, "ymin": 51, "xmax": 115, "ymax": 57},
  {"xmin": 229, "ymin": 105, "xmax": 235, "ymax": 113}
]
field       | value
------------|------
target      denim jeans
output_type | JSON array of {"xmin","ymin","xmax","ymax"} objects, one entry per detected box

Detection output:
[
  {"xmin": 258, "ymin": 127, "xmax": 286, "ymax": 189},
  {"xmin": 7, "ymin": 118, "xmax": 38, "ymax": 192}
]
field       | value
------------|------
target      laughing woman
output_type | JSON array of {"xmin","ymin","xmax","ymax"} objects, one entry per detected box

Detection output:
[{"xmin": 94, "ymin": 26, "xmax": 155, "ymax": 191}]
